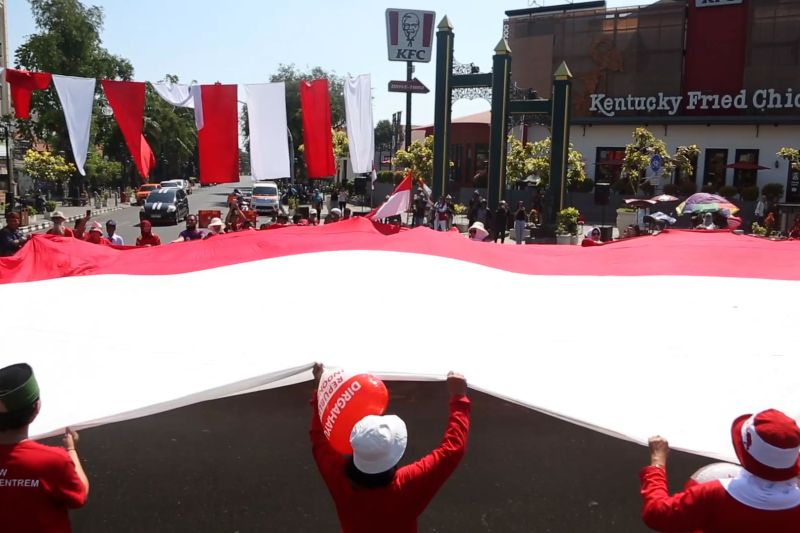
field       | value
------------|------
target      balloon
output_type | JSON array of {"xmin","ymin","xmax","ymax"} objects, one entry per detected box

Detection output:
[
  {"xmin": 685, "ymin": 462, "xmax": 742, "ymax": 489},
  {"xmin": 317, "ymin": 369, "xmax": 389, "ymax": 454}
]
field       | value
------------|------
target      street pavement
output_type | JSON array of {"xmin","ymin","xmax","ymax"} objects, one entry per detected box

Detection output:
[{"xmin": 46, "ymin": 381, "xmax": 709, "ymax": 532}]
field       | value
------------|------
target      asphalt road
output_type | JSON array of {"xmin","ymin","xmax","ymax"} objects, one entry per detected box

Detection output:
[
  {"xmin": 40, "ymin": 381, "xmax": 710, "ymax": 533},
  {"xmin": 69, "ymin": 181, "xmax": 253, "ymax": 245}
]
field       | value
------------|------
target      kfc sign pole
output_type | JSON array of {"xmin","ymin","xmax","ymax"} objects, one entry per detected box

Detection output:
[{"xmin": 386, "ymin": 9, "xmax": 435, "ymax": 149}]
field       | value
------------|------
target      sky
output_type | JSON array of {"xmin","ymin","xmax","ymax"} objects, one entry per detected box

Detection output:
[{"xmin": 8, "ymin": 0, "xmax": 655, "ymax": 126}]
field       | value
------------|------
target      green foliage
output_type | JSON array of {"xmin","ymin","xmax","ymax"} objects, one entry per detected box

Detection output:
[
  {"xmin": 752, "ymin": 222, "xmax": 768, "ymax": 236},
  {"xmin": 556, "ymin": 207, "xmax": 580, "ymax": 236},
  {"xmin": 621, "ymin": 129, "xmax": 698, "ymax": 195},
  {"xmin": 84, "ymin": 151, "xmax": 122, "ymax": 187},
  {"xmin": 27, "ymin": 206, "xmax": 38, "ymax": 216},
  {"xmin": 505, "ymin": 136, "xmax": 586, "ymax": 189},
  {"xmin": 375, "ymin": 120, "xmax": 393, "ymax": 151},
  {"xmin": 332, "ymin": 129, "xmax": 349, "ymax": 160},
  {"xmin": 718, "ymin": 185, "xmax": 739, "ymax": 200},
  {"xmin": 14, "ymin": 0, "xmax": 133, "ymax": 157},
  {"xmin": 376, "ymin": 170, "xmax": 392, "ymax": 183},
  {"xmin": 45, "ymin": 200, "xmax": 57, "ymax": 212},
  {"xmin": 741, "ymin": 185, "xmax": 760, "ymax": 202},
  {"xmin": 393, "ymin": 136, "xmax": 435, "ymax": 182},
  {"xmin": 777, "ymin": 147, "xmax": 800, "ymax": 171},
  {"xmin": 23, "ymin": 149, "xmax": 75, "ymax": 183},
  {"xmin": 762, "ymin": 182, "xmax": 785, "ymax": 201},
  {"xmin": 453, "ymin": 203, "xmax": 467, "ymax": 216},
  {"xmin": 612, "ymin": 179, "xmax": 635, "ymax": 195}
]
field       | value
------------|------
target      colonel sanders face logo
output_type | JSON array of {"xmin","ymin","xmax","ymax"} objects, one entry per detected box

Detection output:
[{"xmin": 402, "ymin": 13, "xmax": 420, "ymax": 46}]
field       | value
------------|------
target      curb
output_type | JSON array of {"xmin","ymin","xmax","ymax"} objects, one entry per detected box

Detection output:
[{"xmin": 19, "ymin": 205, "xmax": 128, "ymax": 235}]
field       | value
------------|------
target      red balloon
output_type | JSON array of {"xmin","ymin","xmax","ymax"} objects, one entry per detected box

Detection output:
[{"xmin": 317, "ymin": 369, "xmax": 389, "ymax": 454}]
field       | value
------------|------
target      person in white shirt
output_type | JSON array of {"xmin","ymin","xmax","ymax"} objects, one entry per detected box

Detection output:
[
  {"xmin": 754, "ymin": 194, "xmax": 767, "ymax": 226},
  {"xmin": 105, "ymin": 220, "xmax": 124, "ymax": 245},
  {"xmin": 337, "ymin": 188, "xmax": 349, "ymax": 212}
]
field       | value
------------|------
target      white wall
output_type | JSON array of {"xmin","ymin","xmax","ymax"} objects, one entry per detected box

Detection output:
[{"xmin": 559, "ymin": 124, "xmax": 799, "ymax": 193}]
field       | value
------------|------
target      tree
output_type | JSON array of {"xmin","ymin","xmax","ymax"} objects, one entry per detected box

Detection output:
[
  {"xmin": 375, "ymin": 120, "xmax": 393, "ymax": 151},
  {"xmin": 13, "ymin": 0, "xmax": 134, "ymax": 195},
  {"xmin": 505, "ymin": 136, "xmax": 587, "ymax": 189},
  {"xmin": 84, "ymin": 151, "xmax": 122, "ymax": 188},
  {"xmin": 23, "ymin": 149, "xmax": 75, "ymax": 189},
  {"xmin": 621, "ymin": 128, "xmax": 698, "ymax": 196},
  {"xmin": 393, "ymin": 136, "xmax": 434, "ymax": 183}
]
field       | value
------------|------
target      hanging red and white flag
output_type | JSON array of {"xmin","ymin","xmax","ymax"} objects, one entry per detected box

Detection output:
[
  {"xmin": 101, "ymin": 80, "xmax": 156, "ymax": 179},
  {"xmin": 52, "ymin": 74, "xmax": 96, "ymax": 176},
  {"xmin": 2, "ymin": 67, "xmax": 52, "ymax": 119},
  {"xmin": 196, "ymin": 84, "xmax": 239, "ymax": 184},
  {"xmin": 367, "ymin": 171, "xmax": 412, "ymax": 220},
  {"xmin": 300, "ymin": 79, "xmax": 335, "ymax": 178}
]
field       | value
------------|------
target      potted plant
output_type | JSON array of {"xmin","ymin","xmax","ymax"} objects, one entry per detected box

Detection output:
[
  {"xmin": 556, "ymin": 207, "xmax": 580, "ymax": 245},
  {"xmin": 27, "ymin": 206, "xmax": 38, "ymax": 223},
  {"xmin": 452, "ymin": 203, "xmax": 468, "ymax": 232}
]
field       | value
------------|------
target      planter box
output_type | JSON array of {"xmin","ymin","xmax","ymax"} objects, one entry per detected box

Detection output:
[
  {"xmin": 556, "ymin": 234, "xmax": 572, "ymax": 245},
  {"xmin": 616, "ymin": 210, "xmax": 638, "ymax": 235}
]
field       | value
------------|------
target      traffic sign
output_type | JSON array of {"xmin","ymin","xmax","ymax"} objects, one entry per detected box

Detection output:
[
  {"xmin": 386, "ymin": 9, "xmax": 436, "ymax": 63},
  {"xmin": 388, "ymin": 78, "xmax": 430, "ymax": 94},
  {"xmin": 650, "ymin": 154, "xmax": 663, "ymax": 172}
]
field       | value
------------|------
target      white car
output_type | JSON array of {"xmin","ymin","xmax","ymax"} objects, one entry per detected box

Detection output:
[
  {"xmin": 251, "ymin": 182, "xmax": 281, "ymax": 215},
  {"xmin": 160, "ymin": 179, "xmax": 192, "ymax": 195}
]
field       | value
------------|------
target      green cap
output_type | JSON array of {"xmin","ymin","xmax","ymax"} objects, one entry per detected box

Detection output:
[{"xmin": 0, "ymin": 363, "xmax": 40, "ymax": 413}]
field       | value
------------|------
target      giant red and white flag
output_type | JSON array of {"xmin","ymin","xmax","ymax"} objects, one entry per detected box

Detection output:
[
  {"xmin": 1, "ymin": 224, "xmax": 799, "ymax": 465},
  {"xmin": 368, "ymin": 172, "xmax": 412, "ymax": 220}
]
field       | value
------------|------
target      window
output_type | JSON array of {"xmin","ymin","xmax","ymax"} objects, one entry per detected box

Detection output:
[
  {"xmin": 733, "ymin": 149, "xmax": 759, "ymax": 188},
  {"xmin": 703, "ymin": 149, "xmax": 728, "ymax": 189},
  {"xmin": 595, "ymin": 147, "xmax": 625, "ymax": 183}
]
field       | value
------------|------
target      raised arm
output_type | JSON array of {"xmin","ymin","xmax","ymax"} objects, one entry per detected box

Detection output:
[
  {"xmin": 398, "ymin": 372, "xmax": 471, "ymax": 512},
  {"xmin": 639, "ymin": 436, "xmax": 712, "ymax": 532},
  {"xmin": 309, "ymin": 364, "xmax": 347, "ymax": 491}
]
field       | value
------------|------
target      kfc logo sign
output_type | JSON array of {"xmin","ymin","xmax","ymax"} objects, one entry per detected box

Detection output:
[
  {"xmin": 386, "ymin": 9, "xmax": 436, "ymax": 63},
  {"xmin": 696, "ymin": 0, "xmax": 744, "ymax": 7}
]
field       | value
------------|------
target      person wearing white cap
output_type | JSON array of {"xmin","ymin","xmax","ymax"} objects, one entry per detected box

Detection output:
[
  {"xmin": 309, "ymin": 208, "xmax": 319, "ymax": 226},
  {"xmin": 83, "ymin": 221, "xmax": 108, "ymax": 245},
  {"xmin": 640, "ymin": 409, "xmax": 800, "ymax": 531},
  {"xmin": 203, "ymin": 217, "xmax": 225, "ymax": 240},
  {"xmin": 46, "ymin": 211, "xmax": 74, "ymax": 237},
  {"xmin": 310, "ymin": 363, "xmax": 471, "ymax": 532}
]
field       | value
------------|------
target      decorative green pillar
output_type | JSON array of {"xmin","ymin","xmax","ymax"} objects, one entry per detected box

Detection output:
[
  {"xmin": 546, "ymin": 61, "xmax": 573, "ymax": 227},
  {"xmin": 432, "ymin": 16, "xmax": 454, "ymax": 200},
  {"xmin": 487, "ymin": 39, "xmax": 512, "ymax": 210}
]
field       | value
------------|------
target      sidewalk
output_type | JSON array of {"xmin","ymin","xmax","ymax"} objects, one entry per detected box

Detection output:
[{"xmin": 12, "ymin": 203, "xmax": 132, "ymax": 235}]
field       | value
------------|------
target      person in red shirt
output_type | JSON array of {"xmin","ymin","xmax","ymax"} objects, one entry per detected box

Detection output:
[
  {"xmin": 640, "ymin": 408, "xmax": 800, "ymax": 532},
  {"xmin": 83, "ymin": 221, "xmax": 109, "ymax": 245},
  {"xmin": 136, "ymin": 219, "xmax": 161, "ymax": 247},
  {"xmin": 0, "ymin": 363, "xmax": 89, "ymax": 533},
  {"xmin": 309, "ymin": 363, "xmax": 470, "ymax": 533}
]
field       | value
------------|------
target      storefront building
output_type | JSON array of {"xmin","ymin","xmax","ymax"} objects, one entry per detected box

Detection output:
[{"xmin": 505, "ymin": 0, "xmax": 800, "ymax": 201}]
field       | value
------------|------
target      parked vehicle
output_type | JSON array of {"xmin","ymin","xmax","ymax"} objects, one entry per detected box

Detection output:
[
  {"xmin": 140, "ymin": 188, "xmax": 190, "ymax": 225},
  {"xmin": 135, "ymin": 183, "xmax": 161, "ymax": 205}
]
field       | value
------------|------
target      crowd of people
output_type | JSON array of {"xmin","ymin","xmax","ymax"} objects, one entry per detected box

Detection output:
[{"xmin": 1, "ymin": 360, "xmax": 798, "ymax": 532}]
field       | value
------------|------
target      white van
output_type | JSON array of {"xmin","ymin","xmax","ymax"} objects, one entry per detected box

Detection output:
[{"xmin": 251, "ymin": 181, "xmax": 281, "ymax": 215}]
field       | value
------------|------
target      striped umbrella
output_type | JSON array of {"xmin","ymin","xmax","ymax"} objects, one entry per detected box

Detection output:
[{"xmin": 676, "ymin": 193, "xmax": 739, "ymax": 216}]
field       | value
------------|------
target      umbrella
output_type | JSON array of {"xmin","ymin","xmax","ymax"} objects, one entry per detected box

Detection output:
[
  {"xmin": 676, "ymin": 193, "xmax": 739, "ymax": 216},
  {"xmin": 624, "ymin": 198, "xmax": 657, "ymax": 209},
  {"xmin": 724, "ymin": 161, "xmax": 770, "ymax": 171},
  {"xmin": 651, "ymin": 194, "xmax": 678, "ymax": 202}
]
